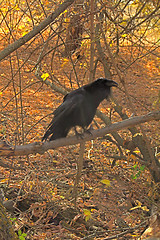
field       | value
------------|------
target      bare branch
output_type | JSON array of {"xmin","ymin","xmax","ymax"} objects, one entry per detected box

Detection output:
[
  {"xmin": 0, "ymin": 111, "xmax": 159, "ymax": 157},
  {"xmin": 0, "ymin": 0, "xmax": 75, "ymax": 62}
]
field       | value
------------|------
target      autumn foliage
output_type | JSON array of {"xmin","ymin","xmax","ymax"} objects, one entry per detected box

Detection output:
[{"xmin": 0, "ymin": 0, "xmax": 160, "ymax": 239}]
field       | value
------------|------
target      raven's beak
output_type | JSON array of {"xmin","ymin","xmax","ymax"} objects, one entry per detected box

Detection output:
[{"xmin": 111, "ymin": 80, "xmax": 118, "ymax": 87}]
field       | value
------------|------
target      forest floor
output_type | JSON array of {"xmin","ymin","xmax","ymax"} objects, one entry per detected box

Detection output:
[{"xmin": 0, "ymin": 49, "xmax": 159, "ymax": 239}]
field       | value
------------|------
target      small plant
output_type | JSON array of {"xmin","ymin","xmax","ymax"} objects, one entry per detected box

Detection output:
[
  {"xmin": 131, "ymin": 164, "xmax": 145, "ymax": 179},
  {"xmin": 10, "ymin": 217, "xmax": 17, "ymax": 222},
  {"xmin": 18, "ymin": 230, "xmax": 27, "ymax": 240}
]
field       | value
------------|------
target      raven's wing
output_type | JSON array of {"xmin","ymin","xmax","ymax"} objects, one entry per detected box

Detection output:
[
  {"xmin": 53, "ymin": 88, "xmax": 85, "ymax": 118},
  {"xmin": 42, "ymin": 90, "xmax": 86, "ymax": 141}
]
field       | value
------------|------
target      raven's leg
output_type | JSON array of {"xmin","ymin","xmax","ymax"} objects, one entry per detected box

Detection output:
[
  {"xmin": 83, "ymin": 125, "xmax": 93, "ymax": 135},
  {"xmin": 74, "ymin": 127, "xmax": 84, "ymax": 139}
]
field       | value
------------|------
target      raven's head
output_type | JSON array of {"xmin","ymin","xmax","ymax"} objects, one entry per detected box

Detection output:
[
  {"xmin": 84, "ymin": 78, "xmax": 118, "ymax": 95},
  {"xmin": 97, "ymin": 78, "xmax": 118, "ymax": 88}
]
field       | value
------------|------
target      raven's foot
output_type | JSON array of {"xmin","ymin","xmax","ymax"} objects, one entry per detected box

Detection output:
[
  {"xmin": 74, "ymin": 127, "xmax": 84, "ymax": 139},
  {"xmin": 76, "ymin": 132, "xmax": 84, "ymax": 139},
  {"xmin": 83, "ymin": 129, "xmax": 92, "ymax": 135},
  {"xmin": 84, "ymin": 125, "xmax": 93, "ymax": 135}
]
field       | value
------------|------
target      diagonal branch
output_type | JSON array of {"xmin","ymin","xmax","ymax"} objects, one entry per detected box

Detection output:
[{"xmin": 0, "ymin": 0, "xmax": 75, "ymax": 62}]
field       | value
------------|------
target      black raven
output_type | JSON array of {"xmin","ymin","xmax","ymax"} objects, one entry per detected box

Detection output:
[{"xmin": 42, "ymin": 78, "xmax": 118, "ymax": 141}]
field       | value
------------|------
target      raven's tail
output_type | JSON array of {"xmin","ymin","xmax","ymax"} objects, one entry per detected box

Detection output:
[{"xmin": 42, "ymin": 122, "xmax": 69, "ymax": 141}]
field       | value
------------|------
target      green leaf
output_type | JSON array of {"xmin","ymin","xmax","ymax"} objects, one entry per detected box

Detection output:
[
  {"xmin": 18, "ymin": 230, "xmax": 22, "ymax": 236},
  {"xmin": 22, "ymin": 233, "xmax": 27, "ymax": 237},
  {"xmin": 10, "ymin": 217, "xmax": 16, "ymax": 222},
  {"xmin": 140, "ymin": 165, "xmax": 145, "ymax": 171},
  {"xmin": 19, "ymin": 236, "xmax": 25, "ymax": 240},
  {"xmin": 133, "ymin": 164, "xmax": 138, "ymax": 169}
]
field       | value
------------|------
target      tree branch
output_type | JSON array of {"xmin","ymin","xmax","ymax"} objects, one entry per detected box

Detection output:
[
  {"xmin": 0, "ymin": 111, "xmax": 159, "ymax": 157},
  {"xmin": 0, "ymin": 0, "xmax": 75, "ymax": 62}
]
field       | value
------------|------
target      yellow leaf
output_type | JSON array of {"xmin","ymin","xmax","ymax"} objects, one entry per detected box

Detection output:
[
  {"xmin": 133, "ymin": 150, "xmax": 140, "ymax": 153},
  {"xmin": 130, "ymin": 154, "xmax": 136, "ymax": 160},
  {"xmin": 110, "ymin": 40, "xmax": 113, "ymax": 47},
  {"xmin": 83, "ymin": 209, "xmax": 91, "ymax": 222},
  {"xmin": 83, "ymin": 209, "xmax": 91, "ymax": 216},
  {"xmin": 91, "ymin": 209, "xmax": 96, "ymax": 212},
  {"xmin": 61, "ymin": 58, "xmax": 69, "ymax": 67},
  {"xmin": 135, "ymin": 200, "xmax": 142, "ymax": 206},
  {"xmin": 41, "ymin": 73, "xmax": 49, "ymax": 81},
  {"xmin": 130, "ymin": 200, "xmax": 144, "ymax": 211},
  {"xmin": 130, "ymin": 205, "xmax": 141, "ymax": 211},
  {"xmin": 156, "ymin": 151, "xmax": 160, "ymax": 157},
  {"xmin": 85, "ymin": 215, "xmax": 90, "ymax": 221},
  {"xmin": 22, "ymin": 31, "xmax": 29, "ymax": 36},
  {"xmin": 100, "ymin": 179, "xmax": 111, "ymax": 187},
  {"xmin": 60, "ymin": 196, "xmax": 65, "ymax": 199},
  {"xmin": 64, "ymin": 18, "xmax": 70, "ymax": 22},
  {"xmin": 133, "ymin": 133, "xmax": 143, "ymax": 137},
  {"xmin": 141, "ymin": 206, "xmax": 149, "ymax": 211},
  {"xmin": 0, "ymin": 178, "xmax": 9, "ymax": 183},
  {"xmin": 121, "ymin": 21, "xmax": 127, "ymax": 27}
]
